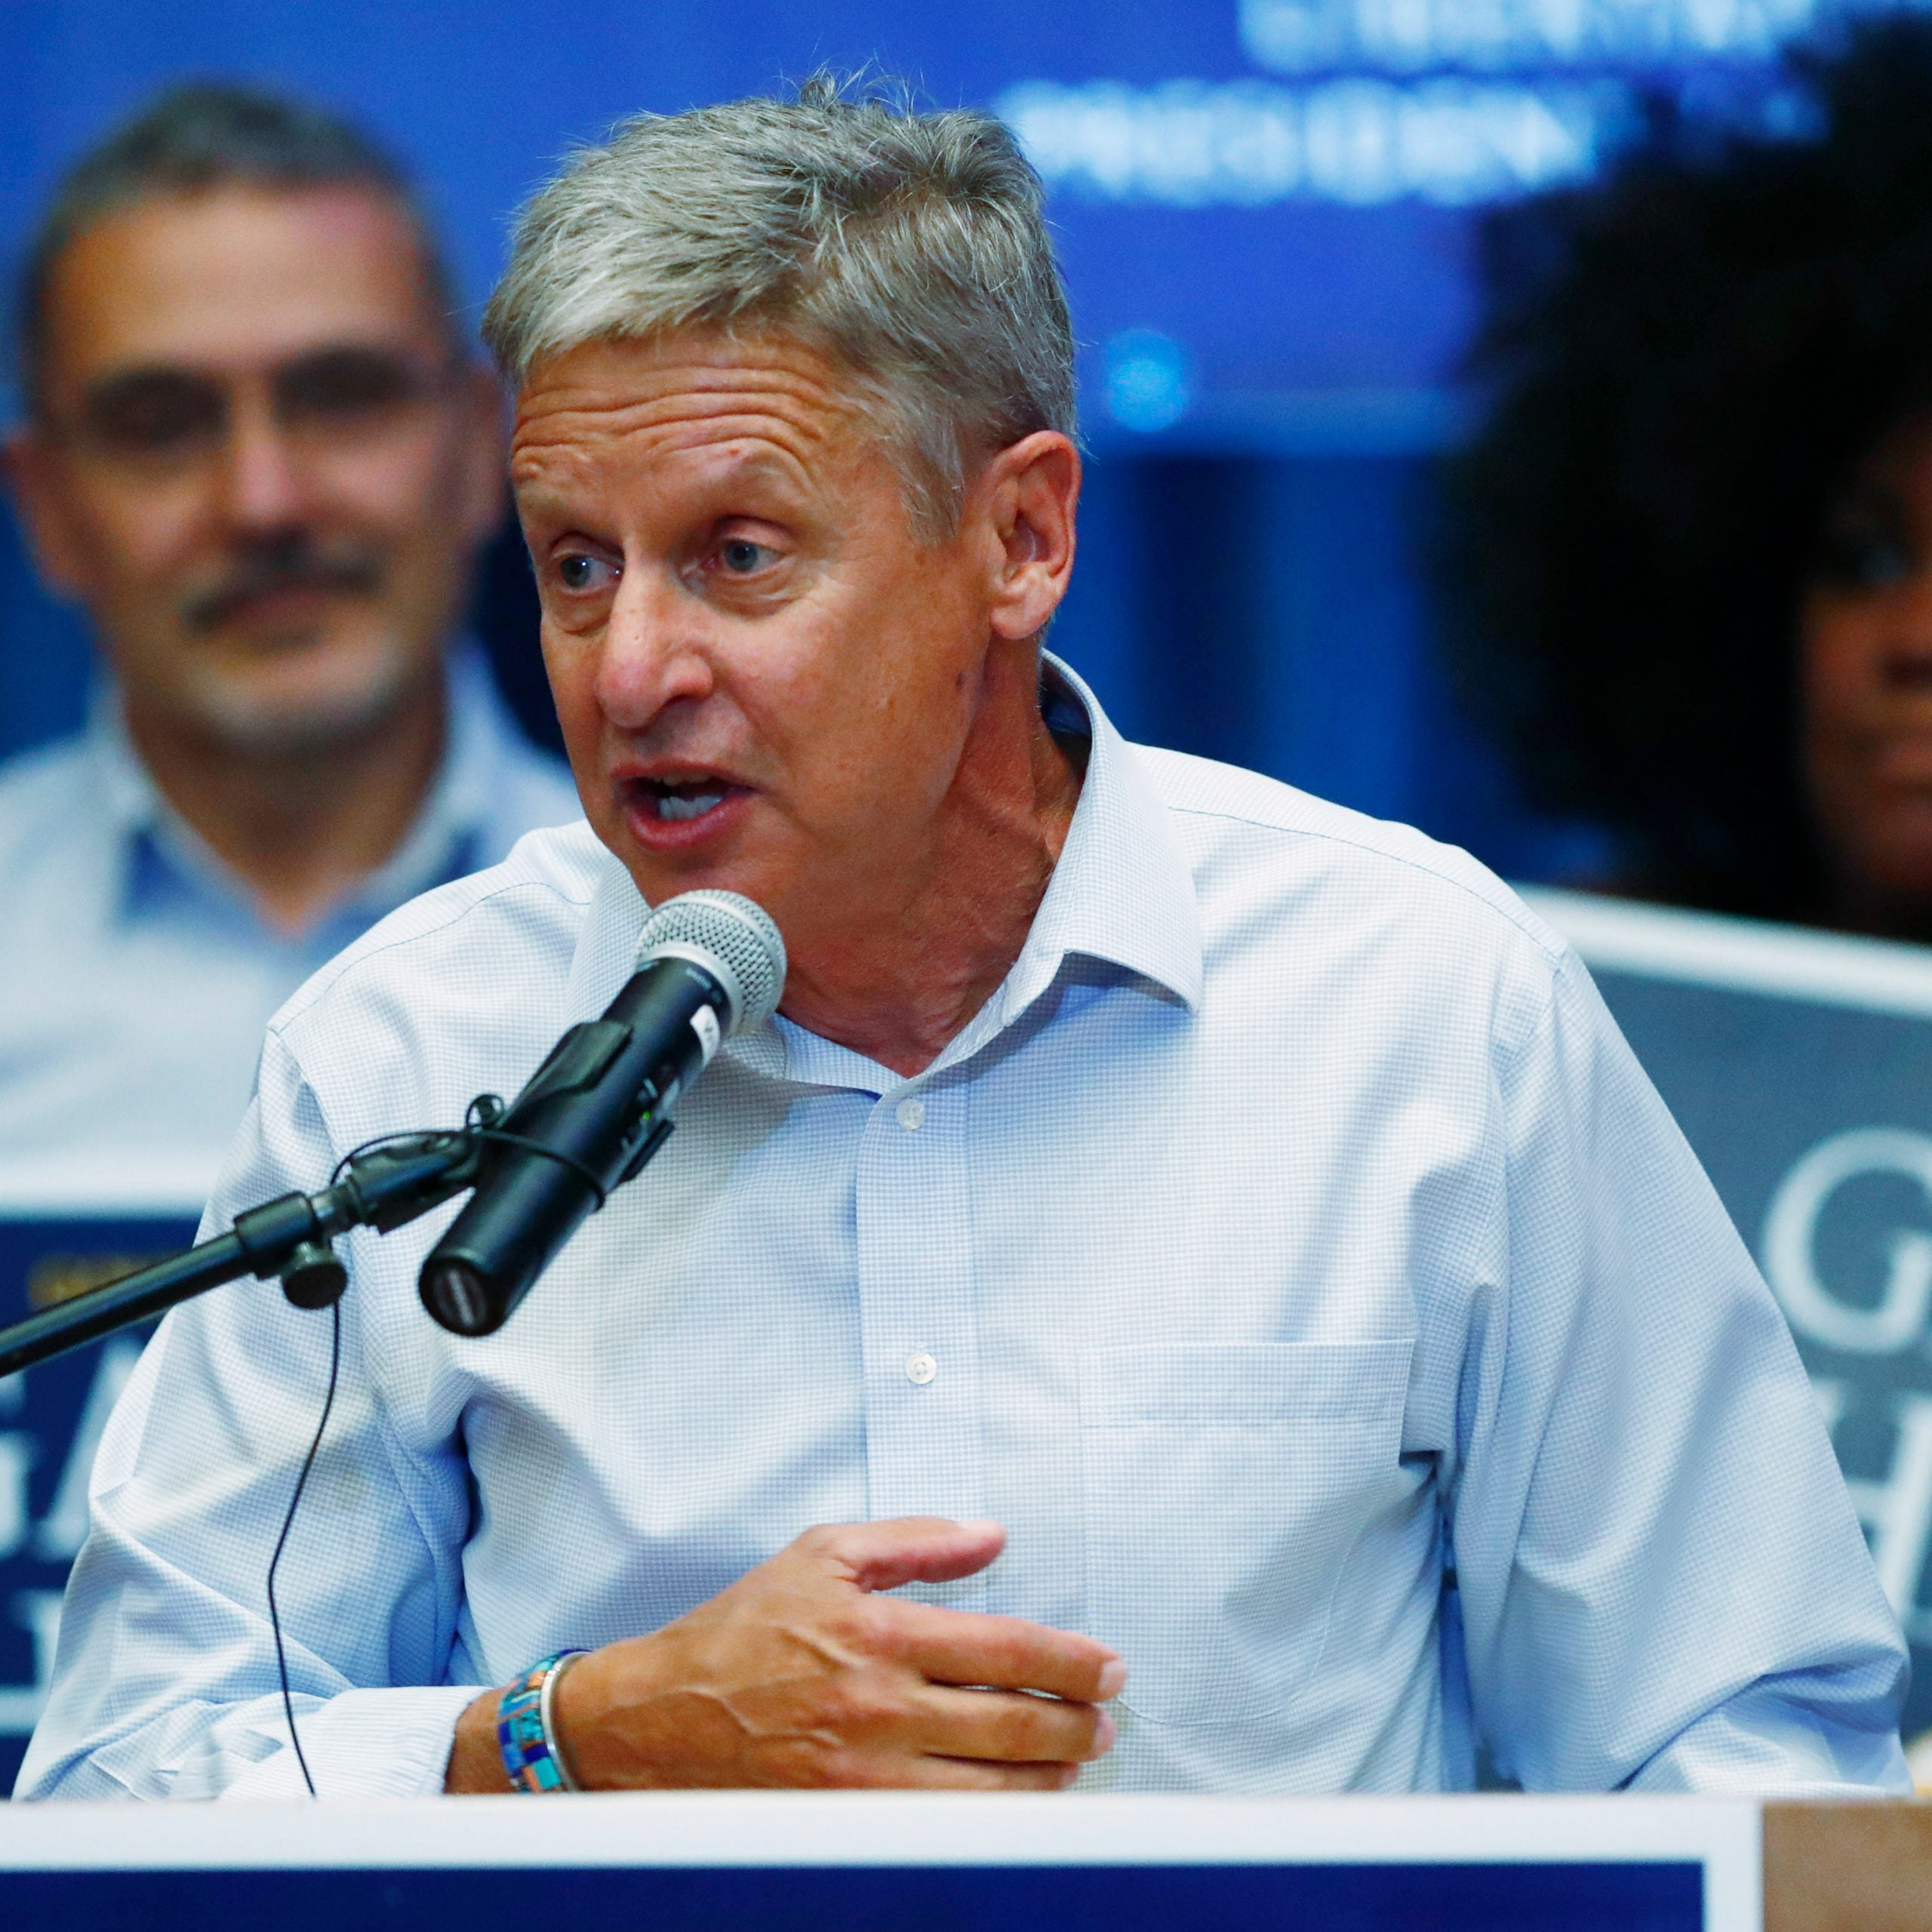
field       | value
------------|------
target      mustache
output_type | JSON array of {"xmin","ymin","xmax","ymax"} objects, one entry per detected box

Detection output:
[{"xmin": 179, "ymin": 537, "xmax": 384, "ymax": 632}]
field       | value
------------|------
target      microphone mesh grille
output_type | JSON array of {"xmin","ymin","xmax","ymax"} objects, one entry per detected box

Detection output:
[{"xmin": 636, "ymin": 890, "xmax": 786, "ymax": 1032}]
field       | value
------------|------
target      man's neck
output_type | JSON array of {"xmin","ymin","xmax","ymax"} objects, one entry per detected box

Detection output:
[
  {"xmin": 122, "ymin": 672, "xmax": 447, "ymax": 940},
  {"xmin": 778, "ymin": 648, "xmax": 1085, "ymax": 1080}
]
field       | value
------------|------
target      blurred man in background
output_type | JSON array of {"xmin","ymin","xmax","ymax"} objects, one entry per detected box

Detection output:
[
  {"xmin": 1440, "ymin": 18, "xmax": 1932, "ymax": 940},
  {"xmin": 0, "ymin": 86, "xmax": 578, "ymax": 1191}
]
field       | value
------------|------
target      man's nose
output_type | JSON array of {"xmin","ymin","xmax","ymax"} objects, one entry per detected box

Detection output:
[
  {"xmin": 595, "ymin": 570, "xmax": 717, "ymax": 725},
  {"xmin": 211, "ymin": 394, "xmax": 313, "ymax": 531}
]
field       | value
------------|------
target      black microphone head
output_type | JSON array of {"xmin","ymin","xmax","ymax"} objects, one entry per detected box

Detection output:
[{"xmin": 636, "ymin": 890, "xmax": 786, "ymax": 1035}]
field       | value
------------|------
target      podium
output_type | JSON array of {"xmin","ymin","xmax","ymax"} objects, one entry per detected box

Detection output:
[{"xmin": 0, "ymin": 1792, "xmax": 1760, "ymax": 1928}]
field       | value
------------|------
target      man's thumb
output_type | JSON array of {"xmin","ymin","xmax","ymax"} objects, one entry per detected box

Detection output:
[{"xmin": 817, "ymin": 1516, "xmax": 1006, "ymax": 1594}]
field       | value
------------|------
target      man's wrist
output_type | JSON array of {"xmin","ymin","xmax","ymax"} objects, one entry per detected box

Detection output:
[
  {"xmin": 445, "ymin": 1686, "xmax": 511, "ymax": 1793},
  {"xmin": 548, "ymin": 1638, "xmax": 608, "ymax": 1790},
  {"xmin": 547, "ymin": 1635, "xmax": 681, "ymax": 1792}
]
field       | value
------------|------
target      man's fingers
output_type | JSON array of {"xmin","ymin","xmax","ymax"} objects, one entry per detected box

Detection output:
[
  {"xmin": 911, "ymin": 1755, "xmax": 1083, "ymax": 1793},
  {"xmin": 915, "ymin": 1683, "xmax": 1115, "ymax": 1766},
  {"xmin": 799, "ymin": 1516, "xmax": 1007, "ymax": 1595},
  {"xmin": 892, "ymin": 1601, "xmax": 1126, "ymax": 1704}
]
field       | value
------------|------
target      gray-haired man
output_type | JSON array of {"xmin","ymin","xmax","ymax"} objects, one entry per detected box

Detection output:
[{"xmin": 20, "ymin": 81, "xmax": 1910, "ymax": 1800}]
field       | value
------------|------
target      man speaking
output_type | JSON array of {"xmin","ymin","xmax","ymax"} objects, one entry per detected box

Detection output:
[{"xmin": 19, "ymin": 80, "xmax": 1911, "ymax": 1799}]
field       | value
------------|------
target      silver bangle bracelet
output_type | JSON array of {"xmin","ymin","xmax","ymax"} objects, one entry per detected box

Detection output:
[{"xmin": 537, "ymin": 1647, "xmax": 586, "ymax": 1793}]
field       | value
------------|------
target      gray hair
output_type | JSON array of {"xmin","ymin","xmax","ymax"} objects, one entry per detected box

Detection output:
[
  {"xmin": 483, "ymin": 75, "xmax": 1076, "ymax": 535},
  {"xmin": 17, "ymin": 82, "xmax": 462, "ymax": 415}
]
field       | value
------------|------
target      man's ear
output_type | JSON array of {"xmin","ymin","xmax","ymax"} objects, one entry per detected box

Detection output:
[
  {"xmin": 3, "ymin": 430, "xmax": 88, "ymax": 601},
  {"xmin": 976, "ymin": 431, "xmax": 1081, "ymax": 643}
]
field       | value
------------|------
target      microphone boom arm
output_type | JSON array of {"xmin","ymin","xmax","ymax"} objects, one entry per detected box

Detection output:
[
  {"xmin": 0, "ymin": 1126, "xmax": 486, "ymax": 1380},
  {"xmin": 1, "ymin": 891, "xmax": 790, "ymax": 1377}
]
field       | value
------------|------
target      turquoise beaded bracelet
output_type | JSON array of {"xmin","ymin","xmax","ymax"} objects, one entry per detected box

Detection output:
[{"xmin": 497, "ymin": 1648, "xmax": 586, "ymax": 1793}]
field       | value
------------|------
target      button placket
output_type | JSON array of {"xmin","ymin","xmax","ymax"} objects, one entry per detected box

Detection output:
[{"xmin": 853, "ymin": 1084, "xmax": 985, "ymax": 1598}]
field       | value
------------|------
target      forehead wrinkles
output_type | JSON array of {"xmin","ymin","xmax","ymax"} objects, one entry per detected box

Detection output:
[{"xmin": 510, "ymin": 349, "xmax": 865, "ymax": 485}]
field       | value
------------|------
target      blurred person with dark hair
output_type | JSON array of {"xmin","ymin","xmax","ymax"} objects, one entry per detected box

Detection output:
[
  {"xmin": 0, "ymin": 84, "xmax": 577, "ymax": 1190},
  {"xmin": 1441, "ymin": 16, "xmax": 1932, "ymax": 937}
]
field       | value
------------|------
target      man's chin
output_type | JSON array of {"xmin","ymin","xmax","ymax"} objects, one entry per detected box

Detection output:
[
  {"xmin": 602, "ymin": 807, "xmax": 788, "ymax": 918},
  {"xmin": 177, "ymin": 648, "xmax": 425, "ymax": 758}
]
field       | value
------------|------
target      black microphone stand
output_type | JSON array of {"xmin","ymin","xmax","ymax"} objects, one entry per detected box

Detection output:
[{"xmin": 0, "ymin": 1128, "xmax": 487, "ymax": 1380}]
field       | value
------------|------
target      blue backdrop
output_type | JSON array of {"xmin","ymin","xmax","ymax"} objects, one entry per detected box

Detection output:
[{"xmin": 10, "ymin": 0, "xmax": 1913, "ymax": 876}]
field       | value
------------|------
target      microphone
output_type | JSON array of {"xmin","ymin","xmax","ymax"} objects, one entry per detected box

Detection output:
[{"xmin": 418, "ymin": 889, "xmax": 786, "ymax": 1337}]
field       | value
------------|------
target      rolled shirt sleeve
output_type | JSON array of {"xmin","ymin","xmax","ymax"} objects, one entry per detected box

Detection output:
[
  {"xmin": 1448, "ymin": 948, "xmax": 1912, "ymax": 1793},
  {"xmin": 17, "ymin": 1034, "xmax": 481, "ymax": 1801}
]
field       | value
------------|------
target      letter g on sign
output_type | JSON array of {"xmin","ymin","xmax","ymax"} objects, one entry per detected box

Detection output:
[{"xmin": 1764, "ymin": 1128, "xmax": 1932, "ymax": 1355}]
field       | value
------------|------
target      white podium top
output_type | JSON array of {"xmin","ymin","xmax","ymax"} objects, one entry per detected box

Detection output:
[{"xmin": 0, "ymin": 1792, "xmax": 1761, "ymax": 1926}]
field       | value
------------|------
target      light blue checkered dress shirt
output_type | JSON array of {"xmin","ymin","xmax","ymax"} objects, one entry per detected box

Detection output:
[{"xmin": 17, "ymin": 663, "xmax": 1911, "ymax": 1800}]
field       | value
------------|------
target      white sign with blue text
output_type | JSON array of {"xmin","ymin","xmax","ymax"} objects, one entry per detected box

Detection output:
[{"xmin": 1528, "ymin": 887, "xmax": 1932, "ymax": 1740}]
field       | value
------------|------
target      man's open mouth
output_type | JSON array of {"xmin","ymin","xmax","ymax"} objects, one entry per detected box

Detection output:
[{"xmin": 631, "ymin": 777, "xmax": 745, "ymax": 823}]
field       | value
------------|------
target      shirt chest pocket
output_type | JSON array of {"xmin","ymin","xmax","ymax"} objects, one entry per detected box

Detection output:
[{"xmin": 1078, "ymin": 1340, "xmax": 1414, "ymax": 1730}]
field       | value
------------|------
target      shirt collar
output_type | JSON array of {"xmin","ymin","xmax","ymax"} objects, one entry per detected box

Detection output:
[
  {"xmin": 85, "ymin": 681, "xmax": 162, "ymax": 844},
  {"xmin": 987, "ymin": 651, "xmax": 1203, "ymax": 1029},
  {"xmin": 86, "ymin": 645, "xmax": 512, "ymax": 938},
  {"xmin": 566, "ymin": 652, "xmax": 1202, "ymax": 1089}
]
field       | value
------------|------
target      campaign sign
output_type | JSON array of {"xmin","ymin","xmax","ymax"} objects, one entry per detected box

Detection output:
[
  {"xmin": 0, "ymin": 1198, "xmax": 201, "ymax": 1795},
  {"xmin": 1526, "ymin": 888, "xmax": 1932, "ymax": 1742}
]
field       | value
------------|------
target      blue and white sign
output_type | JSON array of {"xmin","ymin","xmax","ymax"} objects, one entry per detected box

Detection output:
[
  {"xmin": 1530, "ymin": 888, "xmax": 1932, "ymax": 1741},
  {"xmin": 0, "ymin": 1178, "xmax": 202, "ymax": 1796}
]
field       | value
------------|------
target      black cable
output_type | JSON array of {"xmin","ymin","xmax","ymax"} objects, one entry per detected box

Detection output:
[
  {"xmin": 260, "ymin": 1094, "xmax": 600, "ymax": 1797},
  {"xmin": 267, "ymin": 1297, "xmax": 342, "ymax": 1799},
  {"xmin": 328, "ymin": 1123, "xmax": 476, "ymax": 1189},
  {"xmin": 328, "ymin": 1099, "xmax": 613, "ymax": 1209}
]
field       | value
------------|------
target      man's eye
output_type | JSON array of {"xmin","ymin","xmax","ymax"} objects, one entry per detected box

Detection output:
[
  {"xmin": 720, "ymin": 539, "xmax": 774, "ymax": 574},
  {"xmin": 81, "ymin": 377, "xmax": 223, "ymax": 455},
  {"xmin": 557, "ymin": 555, "xmax": 609, "ymax": 592},
  {"xmin": 278, "ymin": 349, "xmax": 428, "ymax": 428}
]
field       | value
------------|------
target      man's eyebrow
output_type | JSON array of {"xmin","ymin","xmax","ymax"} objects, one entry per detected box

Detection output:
[
  {"xmin": 512, "ymin": 435, "xmax": 819, "ymax": 507},
  {"xmin": 701, "ymin": 443, "xmax": 813, "ymax": 491},
  {"xmin": 276, "ymin": 340, "xmax": 447, "ymax": 375},
  {"xmin": 81, "ymin": 338, "xmax": 434, "ymax": 399},
  {"xmin": 80, "ymin": 365, "xmax": 216, "ymax": 409}
]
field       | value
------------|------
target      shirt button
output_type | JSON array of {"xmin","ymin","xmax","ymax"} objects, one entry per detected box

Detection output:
[
  {"xmin": 905, "ymin": 1351, "xmax": 938, "ymax": 1386},
  {"xmin": 896, "ymin": 1097, "xmax": 926, "ymax": 1131}
]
